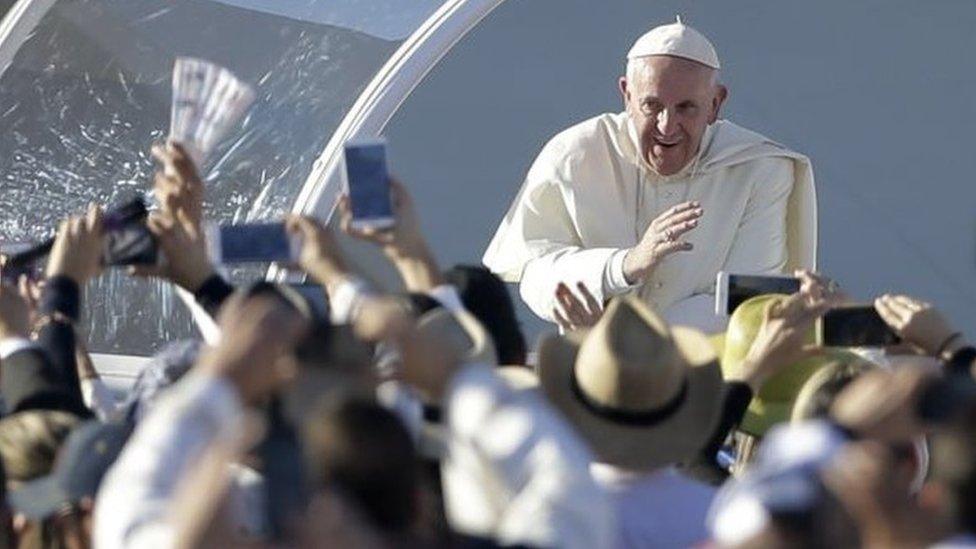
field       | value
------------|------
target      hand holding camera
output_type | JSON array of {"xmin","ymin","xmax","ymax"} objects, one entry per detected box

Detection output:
[{"xmin": 46, "ymin": 204, "xmax": 105, "ymax": 286}]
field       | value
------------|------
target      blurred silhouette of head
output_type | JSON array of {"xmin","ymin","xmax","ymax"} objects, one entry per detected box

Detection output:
[
  {"xmin": 303, "ymin": 392, "xmax": 420, "ymax": 536},
  {"xmin": 444, "ymin": 265, "xmax": 527, "ymax": 365}
]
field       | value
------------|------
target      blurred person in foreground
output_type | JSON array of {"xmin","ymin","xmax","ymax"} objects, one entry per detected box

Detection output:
[
  {"xmin": 313, "ymin": 176, "xmax": 615, "ymax": 548},
  {"xmin": 0, "ymin": 201, "xmax": 125, "ymax": 549},
  {"xmin": 484, "ymin": 18, "xmax": 816, "ymax": 332},
  {"xmin": 96, "ymin": 264, "xmax": 614, "ymax": 548},
  {"xmin": 93, "ymin": 291, "xmax": 311, "ymax": 548},
  {"xmin": 711, "ymin": 341, "xmax": 976, "ymax": 548},
  {"xmin": 524, "ymin": 275, "xmax": 827, "ymax": 547},
  {"xmin": 5, "ymin": 420, "xmax": 128, "ymax": 549}
]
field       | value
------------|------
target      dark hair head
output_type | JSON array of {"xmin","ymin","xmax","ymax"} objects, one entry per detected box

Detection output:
[
  {"xmin": 302, "ymin": 393, "xmax": 419, "ymax": 534},
  {"xmin": 443, "ymin": 265, "xmax": 527, "ymax": 365},
  {"xmin": 929, "ymin": 422, "xmax": 976, "ymax": 535}
]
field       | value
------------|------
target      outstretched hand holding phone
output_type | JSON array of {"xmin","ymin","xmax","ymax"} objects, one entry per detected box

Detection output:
[
  {"xmin": 874, "ymin": 294, "xmax": 967, "ymax": 358},
  {"xmin": 286, "ymin": 215, "xmax": 351, "ymax": 297},
  {"xmin": 341, "ymin": 138, "xmax": 443, "ymax": 292},
  {"xmin": 340, "ymin": 177, "xmax": 444, "ymax": 292}
]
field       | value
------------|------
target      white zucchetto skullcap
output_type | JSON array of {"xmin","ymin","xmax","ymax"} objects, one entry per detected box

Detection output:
[{"xmin": 626, "ymin": 16, "xmax": 720, "ymax": 70}]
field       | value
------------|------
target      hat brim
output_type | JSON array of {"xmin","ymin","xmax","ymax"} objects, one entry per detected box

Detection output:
[
  {"xmin": 537, "ymin": 326, "xmax": 724, "ymax": 470},
  {"xmin": 9, "ymin": 475, "xmax": 70, "ymax": 520}
]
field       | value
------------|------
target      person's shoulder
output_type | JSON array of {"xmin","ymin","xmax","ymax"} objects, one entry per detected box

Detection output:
[
  {"xmin": 541, "ymin": 112, "xmax": 626, "ymax": 161},
  {"xmin": 702, "ymin": 120, "xmax": 804, "ymax": 178}
]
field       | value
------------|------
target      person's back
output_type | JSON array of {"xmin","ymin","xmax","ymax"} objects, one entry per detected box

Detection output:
[{"xmin": 592, "ymin": 464, "xmax": 715, "ymax": 549}]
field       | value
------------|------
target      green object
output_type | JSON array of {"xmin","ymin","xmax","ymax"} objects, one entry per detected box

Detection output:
[{"xmin": 719, "ymin": 294, "xmax": 832, "ymax": 436}]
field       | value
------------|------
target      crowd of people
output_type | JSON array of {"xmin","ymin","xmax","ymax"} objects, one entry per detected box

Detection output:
[{"xmin": 0, "ymin": 137, "xmax": 970, "ymax": 549}]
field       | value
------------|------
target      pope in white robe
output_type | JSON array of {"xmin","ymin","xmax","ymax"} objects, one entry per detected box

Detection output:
[{"xmin": 482, "ymin": 20, "xmax": 817, "ymax": 333}]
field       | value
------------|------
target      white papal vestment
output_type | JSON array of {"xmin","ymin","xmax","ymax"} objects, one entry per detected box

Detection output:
[{"xmin": 483, "ymin": 112, "xmax": 817, "ymax": 332}]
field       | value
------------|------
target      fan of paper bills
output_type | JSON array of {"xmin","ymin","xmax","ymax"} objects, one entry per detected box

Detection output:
[{"xmin": 169, "ymin": 57, "xmax": 256, "ymax": 168}]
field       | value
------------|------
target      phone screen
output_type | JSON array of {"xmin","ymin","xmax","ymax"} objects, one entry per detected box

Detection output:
[
  {"xmin": 344, "ymin": 140, "xmax": 392, "ymax": 224},
  {"xmin": 217, "ymin": 223, "xmax": 294, "ymax": 264},
  {"xmin": 822, "ymin": 306, "xmax": 901, "ymax": 347},
  {"xmin": 727, "ymin": 274, "xmax": 801, "ymax": 314}
]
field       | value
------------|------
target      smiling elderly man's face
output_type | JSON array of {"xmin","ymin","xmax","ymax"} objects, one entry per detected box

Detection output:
[{"xmin": 619, "ymin": 55, "xmax": 727, "ymax": 176}]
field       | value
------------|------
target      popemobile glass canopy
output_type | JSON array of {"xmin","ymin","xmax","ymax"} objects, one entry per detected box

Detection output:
[
  {"xmin": 1, "ymin": 0, "xmax": 976, "ymax": 374},
  {"xmin": 0, "ymin": 0, "xmax": 462, "ymax": 358}
]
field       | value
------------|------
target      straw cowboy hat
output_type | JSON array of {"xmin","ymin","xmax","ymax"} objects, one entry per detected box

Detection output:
[{"xmin": 537, "ymin": 295, "xmax": 724, "ymax": 470}]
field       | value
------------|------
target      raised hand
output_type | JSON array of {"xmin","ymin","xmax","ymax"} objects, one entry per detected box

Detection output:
[
  {"xmin": 622, "ymin": 201, "xmax": 702, "ymax": 284},
  {"xmin": 794, "ymin": 269, "xmax": 847, "ymax": 306},
  {"xmin": 874, "ymin": 294, "xmax": 964, "ymax": 357},
  {"xmin": 46, "ymin": 204, "xmax": 105, "ymax": 286},
  {"xmin": 552, "ymin": 282, "xmax": 603, "ymax": 331},
  {"xmin": 151, "ymin": 141, "xmax": 204, "ymax": 226},
  {"xmin": 339, "ymin": 177, "xmax": 429, "ymax": 260},
  {"xmin": 135, "ymin": 208, "xmax": 215, "ymax": 293},
  {"xmin": 338, "ymin": 177, "xmax": 443, "ymax": 291},
  {"xmin": 285, "ymin": 215, "xmax": 350, "ymax": 295},
  {"xmin": 728, "ymin": 288, "xmax": 831, "ymax": 392}
]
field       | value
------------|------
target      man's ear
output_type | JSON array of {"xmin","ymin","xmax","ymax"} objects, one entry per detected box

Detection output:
[
  {"xmin": 618, "ymin": 76, "xmax": 630, "ymax": 107},
  {"xmin": 708, "ymin": 84, "xmax": 728, "ymax": 124}
]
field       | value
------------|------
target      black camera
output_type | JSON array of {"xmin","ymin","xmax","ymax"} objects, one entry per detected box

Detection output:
[{"xmin": 4, "ymin": 197, "xmax": 158, "ymax": 272}]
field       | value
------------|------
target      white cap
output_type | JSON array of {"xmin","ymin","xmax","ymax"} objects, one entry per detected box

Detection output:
[{"xmin": 626, "ymin": 16, "xmax": 720, "ymax": 70}]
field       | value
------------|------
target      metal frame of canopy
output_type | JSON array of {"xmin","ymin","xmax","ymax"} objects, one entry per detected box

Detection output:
[
  {"xmin": 287, "ymin": 0, "xmax": 506, "ymax": 221},
  {"xmin": 0, "ymin": 0, "xmax": 507, "ymax": 383}
]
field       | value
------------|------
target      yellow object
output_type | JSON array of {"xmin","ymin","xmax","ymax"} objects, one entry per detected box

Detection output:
[{"xmin": 719, "ymin": 294, "xmax": 863, "ymax": 436}]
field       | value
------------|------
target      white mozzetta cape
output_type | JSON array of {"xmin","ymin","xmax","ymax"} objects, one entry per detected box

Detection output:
[{"xmin": 482, "ymin": 112, "xmax": 817, "ymax": 329}]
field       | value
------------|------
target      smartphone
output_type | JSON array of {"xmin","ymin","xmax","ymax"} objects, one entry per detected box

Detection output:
[
  {"xmin": 821, "ymin": 306, "xmax": 901, "ymax": 347},
  {"xmin": 715, "ymin": 272, "xmax": 802, "ymax": 316},
  {"xmin": 344, "ymin": 138, "xmax": 394, "ymax": 230},
  {"xmin": 4, "ymin": 197, "xmax": 155, "ymax": 270},
  {"xmin": 288, "ymin": 282, "xmax": 329, "ymax": 319},
  {"xmin": 206, "ymin": 222, "xmax": 300, "ymax": 264}
]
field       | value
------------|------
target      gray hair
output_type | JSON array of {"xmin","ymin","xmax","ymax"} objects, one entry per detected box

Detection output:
[{"xmin": 625, "ymin": 56, "xmax": 720, "ymax": 87}]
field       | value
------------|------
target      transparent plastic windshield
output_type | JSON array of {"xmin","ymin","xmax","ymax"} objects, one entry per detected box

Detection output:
[{"xmin": 0, "ymin": 0, "xmax": 443, "ymax": 355}]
